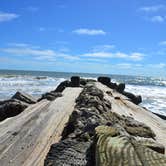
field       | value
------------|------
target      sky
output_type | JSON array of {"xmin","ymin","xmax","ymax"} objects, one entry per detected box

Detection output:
[{"xmin": 0, "ymin": 0, "xmax": 166, "ymax": 76}]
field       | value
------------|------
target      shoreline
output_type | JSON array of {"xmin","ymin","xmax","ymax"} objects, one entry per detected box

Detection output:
[{"xmin": 1, "ymin": 71, "xmax": 166, "ymax": 117}]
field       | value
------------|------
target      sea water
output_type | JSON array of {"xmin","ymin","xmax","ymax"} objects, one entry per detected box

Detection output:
[{"xmin": 0, "ymin": 69, "xmax": 166, "ymax": 116}]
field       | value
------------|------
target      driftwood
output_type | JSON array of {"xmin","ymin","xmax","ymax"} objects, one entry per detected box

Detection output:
[{"xmin": 0, "ymin": 87, "xmax": 82, "ymax": 166}]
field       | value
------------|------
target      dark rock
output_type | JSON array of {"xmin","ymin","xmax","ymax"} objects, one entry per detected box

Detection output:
[
  {"xmin": 135, "ymin": 95, "xmax": 142, "ymax": 105},
  {"xmin": 71, "ymin": 76, "xmax": 80, "ymax": 87},
  {"xmin": 106, "ymin": 91, "xmax": 112, "ymax": 95},
  {"xmin": 153, "ymin": 112, "xmax": 166, "ymax": 120},
  {"xmin": 38, "ymin": 92, "xmax": 62, "ymax": 101},
  {"xmin": 54, "ymin": 80, "xmax": 70, "ymax": 92},
  {"xmin": 108, "ymin": 82, "xmax": 118, "ymax": 89},
  {"xmin": 0, "ymin": 99, "xmax": 28, "ymax": 121},
  {"xmin": 98, "ymin": 77, "xmax": 111, "ymax": 85},
  {"xmin": 35, "ymin": 76, "xmax": 47, "ymax": 80},
  {"xmin": 44, "ymin": 139, "xmax": 94, "ymax": 166},
  {"xmin": 12, "ymin": 91, "xmax": 37, "ymax": 104},
  {"xmin": 115, "ymin": 96, "xmax": 120, "ymax": 100},
  {"xmin": 116, "ymin": 83, "xmax": 125, "ymax": 93},
  {"xmin": 123, "ymin": 91, "xmax": 142, "ymax": 105},
  {"xmin": 80, "ymin": 78, "xmax": 97, "ymax": 86},
  {"xmin": 80, "ymin": 78, "xmax": 87, "ymax": 86},
  {"xmin": 86, "ymin": 79, "xmax": 97, "ymax": 83}
]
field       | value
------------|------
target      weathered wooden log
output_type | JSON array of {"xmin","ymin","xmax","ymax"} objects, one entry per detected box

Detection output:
[{"xmin": 0, "ymin": 87, "xmax": 82, "ymax": 166}]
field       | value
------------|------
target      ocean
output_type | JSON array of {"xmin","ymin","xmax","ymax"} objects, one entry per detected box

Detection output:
[{"xmin": 0, "ymin": 69, "xmax": 166, "ymax": 116}]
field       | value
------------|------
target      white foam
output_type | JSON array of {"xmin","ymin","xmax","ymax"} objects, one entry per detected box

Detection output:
[
  {"xmin": 0, "ymin": 75, "xmax": 66, "ymax": 100},
  {"xmin": 126, "ymin": 85, "xmax": 166, "ymax": 116}
]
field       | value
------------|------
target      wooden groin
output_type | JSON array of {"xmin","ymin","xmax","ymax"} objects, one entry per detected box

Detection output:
[{"xmin": 0, "ymin": 76, "xmax": 166, "ymax": 166}]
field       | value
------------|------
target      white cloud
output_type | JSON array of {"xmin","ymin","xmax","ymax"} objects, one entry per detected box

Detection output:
[
  {"xmin": 115, "ymin": 63, "xmax": 132, "ymax": 69},
  {"xmin": 148, "ymin": 63, "xmax": 166, "ymax": 69},
  {"xmin": 0, "ymin": 12, "xmax": 19, "ymax": 22},
  {"xmin": 0, "ymin": 46, "xmax": 79, "ymax": 61},
  {"xmin": 150, "ymin": 15, "xmax": 165, "ymax": 23},
  {"xmin": 106, "ymin": 63, "xmax": 143, "ymax": 70},
  {"xmin": 81, "ymin": 51, "xmax": 145, "ymax": 61},
  {"xmin": 1, "ymin": 47, "xmax": 55, "ymax": 56},
  {"xmin": 81, "ymin": 52, "xmax": 112, "ymax": 58},
  {"xmin": 129, "ymin": 52, "xmax": 145, "ymax": 61},
  {"xmin": 92, "ymin": 44, "xmax": 115, "ymax": 52},
  {"xmin": 158, "ymin": 63, "xmax": 166, "ymax": 68},
  {"xmin": 35, "ymin": 55, "xmax": 56, "ymax": 61},
  {"xmin": 72, "ymin": 28, "xmax": 106, "ymax": 35},
  {"xmin": 0, "ymin": 44, "xmax": 145, "ymax": 62},
  {"xmin": 38, "ymin": 27, "xmax": 63, "ymax": 32},
  {"xmin": 159, "ymin": 41, "xmax": 166, "ymax": 46},
  {"xmin": 7, "ymin": 43, "xmax": 29, "ymax": 47},
  {"xmin": 139, "ymin": 5, "xmax": 166, "ymax": 12}
]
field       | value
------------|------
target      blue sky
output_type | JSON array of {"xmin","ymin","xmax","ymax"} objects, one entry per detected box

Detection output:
[{"xmin": 0, "ymin": 0, "xmax": 166, "ymax": 76}]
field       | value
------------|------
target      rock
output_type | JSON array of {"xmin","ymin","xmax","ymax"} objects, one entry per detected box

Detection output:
[
  {"xmin": 123, "ymin": 91, "xmax": 142, "ymax": 105},
  {"xmin": 116, "ymin": 83, "xmax": 125, "ymax": 93},
  {"xmin": 115, "ymin": 96, "xmax": 120, "ymax": 100},
  {"xmin": 45, "ymin": 83, "xmax": 164, "ymax": 166},
  {"xmin": 71, "ymin": 76, "xmax": 80, "ymax": 87},
  {"xmin": 95, "ymin": 125, "xmax": 166, "ymax": 166},
  {"xmin": 35, "ymin": 76, "xmax": 47, "ymax": 80},
  {"xmin": 44, "ymin": 139, "xmax": 93, "ymax": 166},
  {"xmin": 80, "ymin": 78, "xmax": 87, "ymax": 86},
  {"xmin": 98, "ymin": 77, "xmax": 110, "ymax": 85},
  {"xmin": 108, "ymin": 82, "xmax": 118, "ymax": 89},
  {"xmin": 63, "ymin": 84, "xmax": 153, "ymax": 141},
  {"xmin": 135, "ymin": 95, "xmax": 142, "ymax": 105},
  {"xmin": 55, "ymin": 80, "xmax": 70, "ymax": 92},
  {"xmin": 80, "ymin": 78, "xmax": 97, "ymax": 86},
  {"xmin": 0, "ymin": 99, "xmax": 28, "ymax": 121},
  {"xmin": 135, "ymin": 137, "xmax": 165, "ymax": 154},
  {"xmin": 38, "ymin": 92, "xmax": 62, "ymax": 101},
  {"xmin": 124, "ymin": 124, "xmax": 155, "ymax": 138},
  {"xmin": 12, "ymin": 91, "xmax": 37, "ymax": 104},
  {"xmin": 153, "ymin": 112, "xmax": 166, "ymax": 120}
]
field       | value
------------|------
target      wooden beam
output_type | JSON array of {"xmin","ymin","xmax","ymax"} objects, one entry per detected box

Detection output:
[{"xmin": 0, "ymin": 87, "xmax": 82, "ymax": 166}]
